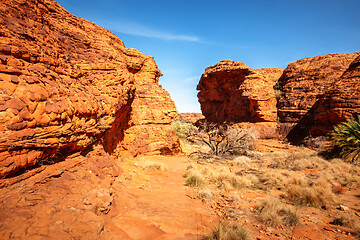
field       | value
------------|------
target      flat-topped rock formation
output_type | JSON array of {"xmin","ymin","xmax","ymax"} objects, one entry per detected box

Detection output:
[
  {"xmin": 197, "ymin": 60, "xmax": 283, "ymax": 123},
  {"xmin": 0, "ymin": 0, "xmax": 180, "ymax": 178}
]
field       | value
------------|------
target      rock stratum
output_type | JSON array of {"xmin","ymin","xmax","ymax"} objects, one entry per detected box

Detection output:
[
  {"xmin": 0, "ymin": 0, "xmax": 180, "ymax": 178},
  {"xmin": 286, "ymin": 54, "xmax": 360, "ymax": 143},
  {"xmin": 277, "ymin": 53, "xmax": 359, "ymax": 124},
  {"xmin": 197, "ymin": 60, "xmax": 283, "ymax": 123},
  {"xmin": 175, "ymin": 112, "xmax": 204, "ymax": 124},
  {"xmin": 198, "ymin": 53, "xmax": 360, "ymax": 142}
]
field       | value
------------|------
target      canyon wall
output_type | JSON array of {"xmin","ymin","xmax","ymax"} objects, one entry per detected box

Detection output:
[
  {"xmin": 286, "ymin": 54, "xmax": 360, "ymax": 143},
  {"xmin": 0, "ymin": 0, "xmax": 180, "ymax": 178},
  {"xmin": 198, "ymin": 53, "xmax": 360, "ymax": 142},
  {"xmin": 277, "ymin": 53, "xmax": 359, "ymax": 123}
]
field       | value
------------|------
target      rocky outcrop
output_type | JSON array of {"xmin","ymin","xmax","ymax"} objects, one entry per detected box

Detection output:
[
  {"xmin": 277, "ymin": 53, "xmax": 359, "ymax": 123},
  {"xmin": 197, "ymin": 60, "xmax": 283, "ymax": 123},
  {"xmin": 0, "ymin": 0, "xmax": 180, "ymax": 178},
  {"xmin": 286, "ymin": 54, "xmax": 360, "ymax": 143},
  {"xmin": 176, "ymin": 113, "xmax": 204, "ymax": 124}
]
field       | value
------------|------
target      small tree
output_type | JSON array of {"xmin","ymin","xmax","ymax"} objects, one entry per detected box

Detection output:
[
  {"xmin": 330, "ymin": 115, "xmax": 360, "ymax": 163},
  {"xmin": 175, "ymin": 120, "xmax": 258, "ymax": 156}
]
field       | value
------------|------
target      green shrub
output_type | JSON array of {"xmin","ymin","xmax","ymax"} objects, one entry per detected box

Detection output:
[
  {"xmin": 330, "ymin": 115, "xmax": 360, "ymax": 163},
  {"xmin": 170, "ymin": 120, "xmax": 198, "ymax": 139}
]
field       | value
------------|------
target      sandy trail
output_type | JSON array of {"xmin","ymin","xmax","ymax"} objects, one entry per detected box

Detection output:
[{"xmin": 107, "ymin": 155, "xmax": 217, "ymax": 240}]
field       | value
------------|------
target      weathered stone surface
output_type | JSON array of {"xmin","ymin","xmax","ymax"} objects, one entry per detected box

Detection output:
[
  {"xmin": 286, "ymin": 54, "xmax": 360, "ymax": 143},
  {"xmin": 176, "ymin": 113, "xmax": 205, "ymax": 124},
  {"xmin": 0, "ymin": 0, "xmax": 179, "ymax": 178},
  {"xmin": 197, "ymin": 60, "xmax": 283, "ymax": 123},
  {"xmin": 277, "ymin": 53, "xmax": 359, "ymax": 124}
]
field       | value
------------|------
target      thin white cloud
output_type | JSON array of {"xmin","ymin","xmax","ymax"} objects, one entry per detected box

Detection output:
[
  {"xmin": 100, "ymin": 20, "xmax": 201, "ymax": 42},
  {"xmin": 183, "ymin": 76, "xmax": 200, "ymax": 83}
]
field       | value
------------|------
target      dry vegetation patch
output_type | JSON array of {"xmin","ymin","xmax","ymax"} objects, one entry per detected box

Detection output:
[
  {"xmin": 256, "ymin": 197, "xmax": 300, "ymax": 227},
  {"xmin": 185, "ymin": 164, "xmax": 258, "ymax": 190},
  {"xmin": 138, "ymin": 161, "xmax": 169, "ymax": 171},
  {"xmin": 183, "ymin": 134, "xmax": 360, "ymax": 239},
  {"xmin": 203, "ymin": 221, "xmax": 251, "ymax": 240}
]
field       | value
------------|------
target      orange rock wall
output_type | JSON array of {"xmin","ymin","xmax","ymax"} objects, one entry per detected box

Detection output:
[
  {"xmin": 0, "ymin": 0, "xmax": 179, "ymax": 178},
  {"xmin": 277, "ymin": 53, "xmax": 359, "ymax": 123},
  {"xmin": 286, "ymin": 54, "xmax": 360, "ymax": 143},
  {"xmin": 176, "ymin": 113, "xmax": 205, "ymax": 124},
  {"xmin": 197, "ymin": 60, "xmax": 283, "ymax": 123}
]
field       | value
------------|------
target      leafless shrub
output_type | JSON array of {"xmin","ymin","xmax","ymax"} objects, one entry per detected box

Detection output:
[{"xmin": 187, "ymin": 121, "xmax": 258, "ymax": 156}]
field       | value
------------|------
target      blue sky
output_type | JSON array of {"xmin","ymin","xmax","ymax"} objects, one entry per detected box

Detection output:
[{"xmin": 57, "ymin": 0, "xmax": 360, "ymax": 113}]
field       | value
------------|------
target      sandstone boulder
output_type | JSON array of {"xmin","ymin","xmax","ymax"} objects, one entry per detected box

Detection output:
[
  {"xmin": 0, "ymin": 0, "xmax": 180, "ymax": 178},
  {"xmin": 197, "ymin": 60, "xmax": 283, "ymax": 123}
]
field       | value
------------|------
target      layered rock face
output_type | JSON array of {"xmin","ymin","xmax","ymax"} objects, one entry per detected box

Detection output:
[
  {"xmin": 176, "ymin": 113, "xmax": 204, "ymax": 124},
  {"xmin": 0, "ymin": 0, "xmax": 179, "ymax": 178},
  {"xmin": 197, "ymin": 60, "xmax": 283, "ymax": 123},
  {"xmin": 277, "ymin": 53, "xmax": 359, "ymax": 123},
  {"xmin": 286, "ymin": 54, "xmax": 360, "ymax": 143}
]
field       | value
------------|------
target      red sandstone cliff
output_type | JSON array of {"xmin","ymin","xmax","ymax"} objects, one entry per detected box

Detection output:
[
  {"xmin": 277, "ymin": 53, "xmax": 359, "ymax": 124},
  {"xmin": 197, "ymin": 60, "xmax": 283, "ymax": 123},
  {"xmin": 0, "ymin": 0, "xmax": 180, "ymax": 178},
  {"xmin": 176, "ymin": 113, "xmax": 204, "ymax": 124},
  {"xmin": 286, "ymin": 54, "xmax": 360, "ymax": 143}
]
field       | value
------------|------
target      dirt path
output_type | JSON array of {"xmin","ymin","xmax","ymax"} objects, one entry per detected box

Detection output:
[
  {"xmin": 106, "ymin": 155, "xmax": 217, "ymax": 240},
  {"xmin": 0, "ymin": 150, "xmax": 217, "ymax": 240}
]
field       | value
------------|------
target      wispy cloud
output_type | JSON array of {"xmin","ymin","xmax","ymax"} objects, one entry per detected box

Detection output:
[
  {"xmin": 183, "ymin": 76, "xmax": 200, "ymax": 83},
  {"xmin": 99, "ymin": 20, "xmax": 201, "ymax": 42}
]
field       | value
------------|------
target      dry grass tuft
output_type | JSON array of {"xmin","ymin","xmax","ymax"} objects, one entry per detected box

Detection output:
[
  {"xmin": 259, "ymin": 170, "xmax": 291, "ymax": 189},
  {"xmin": 184, "ymin": 168, "xmax": 207, "ymax": 187},
  {"xmin": 187, "ymin": 164, "xmax": 258, "ymax": 190},
  {"xmin": 331, "ymin": 214, "xmax": 360, "ymax": 230},
  {"xmin": 270, "ymin": 151, "xmax": 332, "ymax": 171},
  {"xmin": 284, "ymin": 177, "xmax": 335, "ymax": 207},
  {"xmin": 209, "ymin": 167, "xmax": 258, "ymax": 189},
  {"xmin": 256, "ymin": 197, "xmax": 300, "ymax": 227},
  {"xmin": 140, "ymin": 161, "xmax": 168, "ymax": 171},
  {"xmin": 197, "ymin": 188, "xmax": 213, "ymax": 199},
  {"xmin": 203, "ymin": 221, "xmax": 251, "ymax": 240},
  {"xmin": 231, "ymin": 156, "xmax": 251, "ymax": 168}
]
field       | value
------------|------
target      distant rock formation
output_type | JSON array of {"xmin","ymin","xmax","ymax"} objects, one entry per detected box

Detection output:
[
  {"xmin": 277, "ymin": 53, "xmax": 359, "ymax": 124},
  {"xmin": 198, "ymin": 53, "xmax": 360, "ymax": 142},
  {"xmin": 286, "ymin": 54, "xmax": 360, "ymax": 143},
  {"xmin": 0, "ymin": 0, "xmax": 180, "ymax": 178},
  {"xmin": 176, "ymin": 113, "xmax": 204, "ymax": 124},
  {"xmin": 197, "ymin": 60, "xmax": 283, "ymax": 123}
]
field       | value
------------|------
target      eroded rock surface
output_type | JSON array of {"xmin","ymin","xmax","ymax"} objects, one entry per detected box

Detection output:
[
  {"xmin": 286, "ymin": 54, "xmax": 360, "ymax": 143},
  {"xmin": 0, "ymin": 0, "xmax": 179, "ymax": 178},
  {"xmin": 176, "ymin": 113, "xmax": 204, "ymax": 124},
  {"xmin": 277, "ymin": 53, "xmax": 359, "ymax": 123},
  {"xmin": 197, "ymin": 60, "xmax": 283, "ymax": 123}
]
